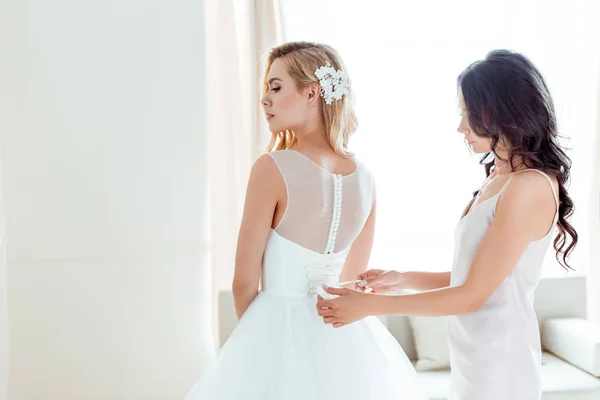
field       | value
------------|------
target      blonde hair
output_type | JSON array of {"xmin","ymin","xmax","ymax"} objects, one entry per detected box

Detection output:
[{"xmin": 264, "ymin": 42, "xmax": 358, "ymax": 158}]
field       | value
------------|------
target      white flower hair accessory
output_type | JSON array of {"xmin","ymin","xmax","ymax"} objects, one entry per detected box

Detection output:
[{"xmin": 314, "ymin": 62, "xmax": 349, "ymax": 105}]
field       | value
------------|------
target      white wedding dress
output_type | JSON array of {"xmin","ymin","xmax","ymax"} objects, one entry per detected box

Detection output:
[{"xmin": 185, "ymin": 150, "xmax": 427, "ymax": 400}]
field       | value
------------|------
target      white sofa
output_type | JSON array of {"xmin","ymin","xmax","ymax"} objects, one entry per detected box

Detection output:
[{"xmin": 218, "ymin": 275, "xmax": 600, "ymax": 399}]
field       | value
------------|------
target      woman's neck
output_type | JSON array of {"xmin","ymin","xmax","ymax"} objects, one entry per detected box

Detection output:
[
  {"xmin": 293, "ymin": 127, "xmax": 332, "ymax": 154},
  {"xmin": 494, "ymin": 154, "xmax": 526, "ymax": 175}
]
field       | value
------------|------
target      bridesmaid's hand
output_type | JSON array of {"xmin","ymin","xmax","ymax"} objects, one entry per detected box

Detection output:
[
  {"xmin": 357, "ymin": 269, "xmax": 407, "ymax": 294},
  {"xmin": 316, "ymin": 286, "xmax": 372, "ymax": 328}
]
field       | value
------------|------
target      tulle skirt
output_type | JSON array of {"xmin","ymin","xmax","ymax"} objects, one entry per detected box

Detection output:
[{"xmin": 185, "ymin": 291, "xmax": 428, "ymax": 400}]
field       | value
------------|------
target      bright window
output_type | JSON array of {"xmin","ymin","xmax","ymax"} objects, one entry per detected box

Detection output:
[{"xmin": 281, "ymin": 0, "xmax": 600, "ymax": 275}]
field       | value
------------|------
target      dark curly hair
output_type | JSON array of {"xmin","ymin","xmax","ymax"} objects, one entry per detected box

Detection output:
[{"xmin": 458, "ymin": 49, "xmax": 577, "ymax": 270}]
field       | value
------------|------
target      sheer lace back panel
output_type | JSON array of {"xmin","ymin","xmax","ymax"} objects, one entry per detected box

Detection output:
[{"xmin": 267, "ymin": 150, "xmax": 375, "ymax": 254}]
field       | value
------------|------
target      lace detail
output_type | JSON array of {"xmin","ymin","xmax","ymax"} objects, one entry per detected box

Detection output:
[
  {"xmin": 267, "ymin": 150, "xmax": 374, "ymax": 254},
  {"xmin": 325, "ymin": 174, "xmax": 343, "ymax": 254}
]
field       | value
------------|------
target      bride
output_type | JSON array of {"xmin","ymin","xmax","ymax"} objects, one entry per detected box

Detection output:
[{"xmin": 184, "ymin": 41, "xmax": 427, "ymax": 400}]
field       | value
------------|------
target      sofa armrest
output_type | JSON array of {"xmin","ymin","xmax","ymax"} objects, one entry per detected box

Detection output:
[{"xmin": 541, "ymin": 317, "xmax": 600, "ymax": 377}]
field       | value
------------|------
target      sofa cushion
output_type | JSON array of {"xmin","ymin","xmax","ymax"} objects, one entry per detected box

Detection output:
[
  {"xmin": 415, "ymin": 353, "xmax": 600, "ymax": 400},
  {"xmin": 413, "ymin": 365, "xmax": 450, "ymax": 400},
  {"xmin": 541, "ymin": 352, "xmax": 600, "ymax": 399},
  {"xmin": 408, "ymin": 316, "xmax": 450, "ymax": 371},
  {"xmin": 542, "ymin": 318, "xmax": 600, "ymax": 377}
]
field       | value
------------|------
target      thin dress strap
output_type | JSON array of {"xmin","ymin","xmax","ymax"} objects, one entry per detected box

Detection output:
[
  {"xmin": 498, "ymin": 169, "xmax": 560, "ymax": 224},
  {"xmin": 468, "ymin": 174, "xmax": 499, "ymax": 214}
]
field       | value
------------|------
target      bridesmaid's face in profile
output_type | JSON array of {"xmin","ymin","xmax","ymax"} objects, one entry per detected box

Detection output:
[
  {"xmin": 457, "ymin": 90, "xmax": 492, "ymax": 154},
  {"xmin": 261, "ymin": 59, "xmax": 314, "ymax": 134}
]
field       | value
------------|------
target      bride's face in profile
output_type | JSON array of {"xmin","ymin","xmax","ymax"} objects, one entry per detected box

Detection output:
[
  {"xmin": 261, "ymin": 59, "xmax": 314, "ymax": 134},
  {"xmin": 457, "ymin": 90, "xmax": 492, "ymax": 154}
]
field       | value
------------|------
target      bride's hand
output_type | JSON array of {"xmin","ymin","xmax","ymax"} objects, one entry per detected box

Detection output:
[{"xmin": 356, "ymin": 269, "xmax": 406, "ymax": 294}]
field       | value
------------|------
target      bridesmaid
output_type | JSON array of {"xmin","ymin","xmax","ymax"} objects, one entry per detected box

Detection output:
[{"xmin": 317, "ymin": 49, "xmax": 578, "ymax": 400}]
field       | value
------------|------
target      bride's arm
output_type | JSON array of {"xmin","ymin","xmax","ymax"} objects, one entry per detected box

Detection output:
[
  {"xmin": 338, "ymin": 200, "xmax": 376, "ymax": 283},
  {"xmin": 232, "ymin": 155, "xmax": 282, "ymax": 319}
]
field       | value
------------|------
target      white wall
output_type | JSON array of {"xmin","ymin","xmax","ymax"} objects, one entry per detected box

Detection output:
[
  {"xmin": 0, "ymin": 1, "xmax": 214, "ymax": 399},
  {"xmin": 592, "ymin": 81, "xmax": 600, "ymax": 324}
]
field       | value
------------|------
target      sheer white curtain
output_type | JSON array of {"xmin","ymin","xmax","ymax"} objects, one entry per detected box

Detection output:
[
  {"xmin": 208, "ymin": 0, "xmax": 283, "ymax": 296},
  {"xmin": 281, "ymin": 0, "xmax": 600, "ymax": 278},
  {"xmin": 0, "ymin": 160, "xmax": 7, "ymax": 400}
]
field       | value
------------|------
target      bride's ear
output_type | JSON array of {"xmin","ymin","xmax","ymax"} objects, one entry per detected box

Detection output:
[{"xmin": 306, "ymin": 83, "xmax": 321, "ymax": 105}]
